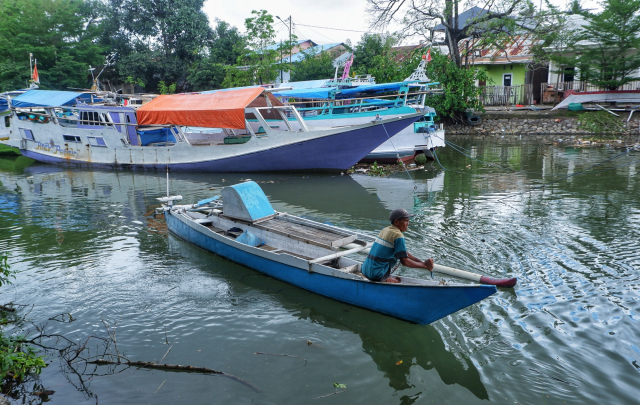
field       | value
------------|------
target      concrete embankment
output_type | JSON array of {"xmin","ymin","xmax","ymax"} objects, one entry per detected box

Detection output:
[{"xmin": 443, "ymin": 111, "xmax": 640, "ymax": 144}]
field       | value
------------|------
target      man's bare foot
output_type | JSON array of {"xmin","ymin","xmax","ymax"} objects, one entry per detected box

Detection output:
[{"xmin": 385, "ymin": 276, "xmax": 401, "ymax": 283}]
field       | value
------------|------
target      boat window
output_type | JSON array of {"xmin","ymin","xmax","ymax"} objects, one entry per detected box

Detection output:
[
  {"xmin": 20, "ymin": 128, "xmax": 34, "ymax": 140},
  {"xmin": 88, "ymin": 136, "xmax": 107, "ymax": 147},
  {"xmin": 4, "ymin": 116, "xmax": 9, "ymax": 127},
  {"xmin": 63, "ymin": 135, "xmax": 82, "ymax": 143},
  {"xmin": 80, "ymin": 111, "xmax": 100, "ymax": 125}
]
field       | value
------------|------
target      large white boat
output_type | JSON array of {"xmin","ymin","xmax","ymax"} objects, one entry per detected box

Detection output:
[{"xmin": 1, "ymin": 88, "xmax": 422, "ymax": 172}]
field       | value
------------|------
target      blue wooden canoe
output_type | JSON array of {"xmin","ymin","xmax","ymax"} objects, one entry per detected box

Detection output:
[{"xmin": 160, "ymin": 181, "xmax": 496, "ymax": 324}]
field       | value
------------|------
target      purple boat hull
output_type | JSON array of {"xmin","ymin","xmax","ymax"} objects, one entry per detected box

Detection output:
[{"xmin": 20, "ymin": 116, "xmax": 419, "ymax": 172}]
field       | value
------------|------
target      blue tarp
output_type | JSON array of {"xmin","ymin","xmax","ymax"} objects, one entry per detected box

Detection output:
[
  {"xmin": 137, "ymin": 127, "xmax": 176, "ymax": 146},
  {"xmin": 279, "ymin": 79, "xmax": 329, "ymax": 90},
  {"xmin": 274, "ymin": 87, "xmax": 337, "ymax": 100},
  {"xmin": 0, "ymin": 98, "xmax": 8, "ymax": 111},
  {"xmin": 11, "ymin": 90, "xmax": 85, "ymax": 107},
  {"xmin": 338, "ymin": 82, "xmax": 411, "ymax": 97}
]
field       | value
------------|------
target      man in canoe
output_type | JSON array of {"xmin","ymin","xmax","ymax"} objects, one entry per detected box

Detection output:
[{"xmin": 362, "ymin": 208, "xmax": 434, "ymax": 283}]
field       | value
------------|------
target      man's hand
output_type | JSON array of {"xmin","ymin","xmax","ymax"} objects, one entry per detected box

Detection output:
[{"xmin": 424, "ymin": 258, "xmax": 434, "ymax": 271}]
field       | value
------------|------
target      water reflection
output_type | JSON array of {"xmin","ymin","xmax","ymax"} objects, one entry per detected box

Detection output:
[
  {"xmin": 167, "ymin": 236, "xmax": 488, "ymax": 403},
  {"xmin": 1, "ymin": 140, "xmax": 640, "ymax": 404}
]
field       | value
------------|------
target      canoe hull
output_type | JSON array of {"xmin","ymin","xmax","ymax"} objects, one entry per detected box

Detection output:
[{"xmin": 165, "ymin": 210, "xmax": 496, "ymax": 324}]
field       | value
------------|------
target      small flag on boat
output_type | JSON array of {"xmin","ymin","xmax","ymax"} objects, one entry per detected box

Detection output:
[
  {"xmin": 32, "ymin": 60, "xmax": 40, "ymax": 84},
  {"xmin": 423, "ymin": 49, "xmax": 432, "ymax": 62}
]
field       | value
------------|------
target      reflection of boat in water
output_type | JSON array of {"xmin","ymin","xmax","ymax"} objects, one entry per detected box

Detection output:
[
  {"xmin": 166, "ymin": 235, "xmax": 488, "ymax": 400},
  {"xmin": 350, "ymin": 170, "xmax": 445, "ymax": 212}
]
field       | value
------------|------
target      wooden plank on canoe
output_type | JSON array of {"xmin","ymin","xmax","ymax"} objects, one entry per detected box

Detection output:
[{"xmin": 254, "ymin": 217, "xmax": 356, "ymax": 250}]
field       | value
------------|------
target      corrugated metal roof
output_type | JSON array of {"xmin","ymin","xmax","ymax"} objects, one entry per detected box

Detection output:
[{"xmin": 460, "ymin": 34, "xmax": 542, "ymax": 64}]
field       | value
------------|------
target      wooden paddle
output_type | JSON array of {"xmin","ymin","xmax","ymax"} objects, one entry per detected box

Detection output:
[
  {"xmin": 432, "ymin": 263, "xmax": 517, "ymax": 288},
  {"xmin": 341, "ymin": 243, "xmax": 517, "ymax": 288}
]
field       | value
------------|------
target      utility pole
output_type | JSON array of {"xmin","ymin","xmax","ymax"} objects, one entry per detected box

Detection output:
[
  {"xmin": 288, "ymin": 16, "xmax": 292, "ymax": 65},
  {"xmin": 277, "ymin": 15, "xmax": 293, "ymax": 82}
]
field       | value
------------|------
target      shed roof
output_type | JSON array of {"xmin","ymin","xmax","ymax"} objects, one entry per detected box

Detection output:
[{"xmin": 461, "ymin": 34, "xmax": 542, "ymax": 64}]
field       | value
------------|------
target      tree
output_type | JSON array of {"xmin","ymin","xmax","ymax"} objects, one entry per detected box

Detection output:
[
  {"xmin": 351, "ymin": 34, "xmax": 422, "ymax": 83},
  {"xmin": 424, "ymin": 50, "xmax": 488, "ymax": 122},
  {"xmin": 290, "ymin": 47, "xmax": 338, "ymax": 82},
  {"xmin": 186, "ymin": 20, "xmax": 244, "ymax": 91},
  {"xmin": 223, "ymin": 10, "xmax": 297, "ymax": 87},
  {"xmin": 0, "ymin": 0, "xmax": 106, "ymax": 91},
  {"xmin": 546, "ymin": 0, "xmax": 640, "ymax": 90},
  {"xmin": 100, "ymin": 0, "xmax": 212, "ymax": 92},
  {"xmin": 210, "ymin": 20, "xmax": 245, "ymax": 66},
  {"xmin": 366, "ymin": 0, "xmax": 561, "ymax": 68}
]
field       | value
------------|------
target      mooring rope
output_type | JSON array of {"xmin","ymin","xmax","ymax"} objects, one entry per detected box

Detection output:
[{"xmin": 380, "ymin": 120, "xmax": 417, "ymax": 189}]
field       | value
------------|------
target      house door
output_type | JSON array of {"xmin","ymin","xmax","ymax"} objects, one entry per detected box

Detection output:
[{"xmin": 503, "ymin": 74, "xmax": 512, "ymax": 87}]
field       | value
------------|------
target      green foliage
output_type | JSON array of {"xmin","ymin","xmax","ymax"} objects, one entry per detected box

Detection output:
[
  {"xmin": 351, "ymin": 34, "xmax": 421, "ymax": 83},
  {"xmin": 290, "ymin": 48, "xmax": 336, "ymax": 82},
  {"xmin": 577, "ymin": 111, "xmax": 629, "ymax": 135},
  {"xmin": 0, "ymin": 253, "xmax": 14, "ymax": 288},
  {"xmin": 425, "ymin": 50, "xmax": 487, "ymax": 122},
  {"xmin": 210, "ymin": 20, "xmax": 245, "ymax": 66},
  {"xmin": 157, "ymin": 81, "xmax": 176, "ymax": 95},
  {"xmin": 224, "ymin": 10, "xmax": 282, "ymax": 86},
  {"xmin": 368, "ymin": 161, "xmax": 390, "ymax": 176},
  {"xmin": 545, "ymin": 0, "xmax": 640, "ymax": 90},
  {"xmin": 0, "ymin": 0, "xmax": 106, "ymax": 91},
  {"xmin": 414, "ymin": 153, "xmax": 427, "ymax": 165},
  {"xmin": 0, "ymin": 255, "xmax": 47, "ymax": 385},
  {"xmin": 187, "ymin": 61, "xmax": 226, "ymax": 91},
  {"xmin": 0, "ymin": 334, "xmax": 47, "ymax": 381},
  {"xmin": 125, "ymin": 76, "xmax": 145, "ymax": 88},
  {"xmin": 101, "ymin": 0, "xmax": 213, "ymax": 92}
]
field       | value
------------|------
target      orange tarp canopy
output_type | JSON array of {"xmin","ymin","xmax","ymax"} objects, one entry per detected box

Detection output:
[{"xmin": 137, "ymin": 87, "xmax": 265, "ymax": 129}]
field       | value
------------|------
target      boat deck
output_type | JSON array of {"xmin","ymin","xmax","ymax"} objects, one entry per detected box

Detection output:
[{"xmin": 252, "ymin": 216, "xmax": 356, "ymax": 250}]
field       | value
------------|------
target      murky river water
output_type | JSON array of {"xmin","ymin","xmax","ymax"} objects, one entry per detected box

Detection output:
[{"xmin": 0, "ymin": 137, "xmax": 638, "ymax": 404}]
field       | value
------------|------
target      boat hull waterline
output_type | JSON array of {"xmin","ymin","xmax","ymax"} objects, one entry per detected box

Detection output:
[{"xmin": 19, "ymin": 115, "xmax": 422, "ymax": 172}]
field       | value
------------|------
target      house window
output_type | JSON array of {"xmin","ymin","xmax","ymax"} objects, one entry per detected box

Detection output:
[
  {"xmin": 20, "ymin": 128, "xmax": 34, "ymax": 140},
  {"xmin": 563, "ymin": 67, "xmax": 575, "ymax": 82},
  {"xmin": 88, "ymin": 136, "xmax": 107, "ymax": 147},
  {"xmin": 503, "ymin": 74, "xmax": 512, "ymax": 87},
  {"xmin": 63, "ymin": 135, "xmax": 82, "ymax": 143}
]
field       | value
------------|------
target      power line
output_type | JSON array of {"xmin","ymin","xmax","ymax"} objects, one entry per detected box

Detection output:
[
  {"xmin": 295, "ymin": 23, "xmax": 376, "ymax": 34},
  {"xmin": 292, "ymin": 18, "xmax": 339, "ymax": 43}
]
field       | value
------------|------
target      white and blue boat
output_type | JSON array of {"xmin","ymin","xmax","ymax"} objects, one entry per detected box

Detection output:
[
  {"xmin": 160, "ymin": 181, "xmax": 502, "ymax": 324},
  {"xmin": 1, "ymin": 88, "xmax": 422, "ymax": 172},
  {"xmin": 272, "ymin": 81, "xmax": 446, "ymax": 163}
]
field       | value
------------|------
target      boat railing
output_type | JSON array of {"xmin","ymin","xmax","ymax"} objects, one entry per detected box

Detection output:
[
  {"xmin": 247, "ymin": 105, "xmax": 309, "ymax": 133},
  {"xmin": 281, "ymin": 90, "xmax": 441, "ymax": 116}
]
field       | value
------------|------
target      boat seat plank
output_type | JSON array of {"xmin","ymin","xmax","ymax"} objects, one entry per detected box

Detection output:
[
  {"xmin": 256, "ymin": 244, "xmax": 279, "ymax": 252},
  {"xmin": 254, "ymin": 217, "xmax": 356, "ymax": 249},
  {"xmin": 280, "ymin": 250, "xmax": 313, "ymax": 260}
]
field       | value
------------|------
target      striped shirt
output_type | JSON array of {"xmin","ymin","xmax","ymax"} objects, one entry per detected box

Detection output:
[{"xmin": 362, "ymin": 225, "xmax": 408, "ymax": 281}]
